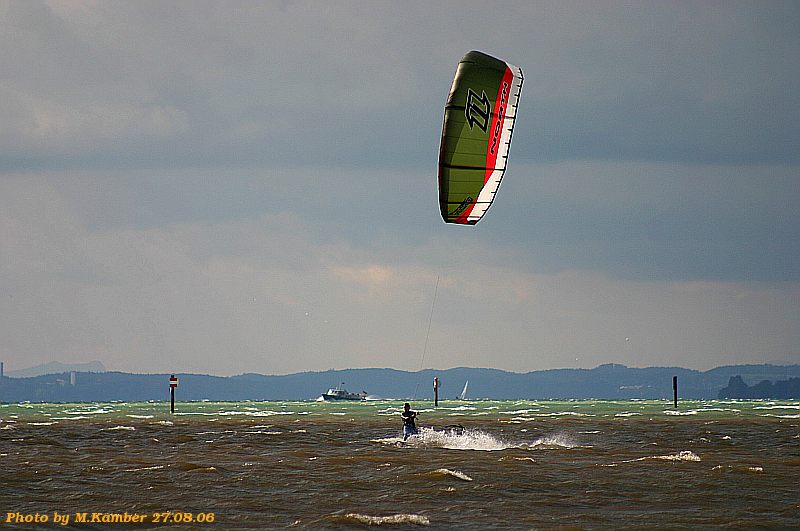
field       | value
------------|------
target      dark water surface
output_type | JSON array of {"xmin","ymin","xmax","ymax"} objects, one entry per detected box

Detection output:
[{"xmin": 2, "ymin": 400, "xmax": 798, "ymax": 529}]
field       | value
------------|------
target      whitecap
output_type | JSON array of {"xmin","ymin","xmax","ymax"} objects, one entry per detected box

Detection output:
[
  {"xmin": 370, "ymin": 436, "xmax": 405, "ymax": 445},
  {"xmin": 431, "ymin": 468, "xmax": 472, "ymax": 481},
  {"xmin": 127, "ymin": 415, "xmax": 154, "ymax": 419},
  {"xmin": 217, "ymin": 410, "xmax": 293, "ymax": 417},
  {"xmin": 125, "ymin": 465, "xmax": 165, "ymax": 472},
  {"xmin": 343, "ymin": 513, "xmax": 430, "ymax": 526},
  {"xmin": 610, "ymin": 450, "xmax": 701, "ymax": 465},
  {"xmin": 535, "ymin": 411, "xmax": 593, "ymax": 417},
  {"xmin": 649, "ymin": 451, "xmax": 701, "ymax": 462},
  {"xmin": 103, "ymin": 426, "xmax": 135, "ymax": 431},
  {"xmin": 712, "ymin": 464, "xmax": 764, "ymax": 473},
  {"xmin": 528, "ymin": 433, "xmax": 582, "ymax": 449},
  {"xmin": 188, "ymin": 466, "xmax": 217, "ymax": 473},
  {"xmin": 65, "ymin": 408, "xmax": 111, "ymax": 415}
]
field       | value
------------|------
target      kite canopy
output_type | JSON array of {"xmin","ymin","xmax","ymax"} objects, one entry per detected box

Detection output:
[{"xmin": 438, "ymin": 51, "xmax": 523, "ymax": 224}]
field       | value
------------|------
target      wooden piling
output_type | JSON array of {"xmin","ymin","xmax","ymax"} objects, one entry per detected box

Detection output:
[{"xmin": 673, "ymin": 375, "xmax": 678, "ymax": 409}]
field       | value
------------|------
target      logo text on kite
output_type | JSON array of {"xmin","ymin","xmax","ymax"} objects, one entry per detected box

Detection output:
[
  {"xmin": 450, "ymin": 196, "xmax": 474, "ymax": 216},
  {"xmin": 465, "ymin": 88, "xmax": 491, "ymax": 132}
]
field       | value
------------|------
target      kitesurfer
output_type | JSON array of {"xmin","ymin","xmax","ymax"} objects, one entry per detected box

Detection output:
[{"xmin": 401, "ymin": 403, "xmax": 418, "ymax": 440}]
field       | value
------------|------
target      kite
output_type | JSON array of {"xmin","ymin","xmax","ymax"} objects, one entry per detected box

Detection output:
[{"xmin": 438, "ymin": 51, "xmax": 523, "ymax": 224}]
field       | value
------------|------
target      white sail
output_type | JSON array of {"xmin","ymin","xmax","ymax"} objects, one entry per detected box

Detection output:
[{"xmin": 458, "ymin": 381, "xmax": 469, "ymax": 400}]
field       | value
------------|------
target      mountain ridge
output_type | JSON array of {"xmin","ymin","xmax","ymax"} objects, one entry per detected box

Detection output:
[{"xmin": 1, "ymin": 363, "xmax": 798, "ymax": 402}]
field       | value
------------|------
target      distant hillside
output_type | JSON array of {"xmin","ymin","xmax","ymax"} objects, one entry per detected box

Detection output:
[
  {"xmin": 718, "ymin": 376, "xmax": 800, "ymax": 399},
  {"xmin": 5, "ymin": 361, "xmax": 106, "ymax": 378},
  {"xmin": 1, "ymin": 364, "xmax": 799, "ymax": 403}
]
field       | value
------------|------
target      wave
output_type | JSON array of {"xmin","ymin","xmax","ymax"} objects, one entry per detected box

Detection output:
[
  {"xmin": 125, "ymin": 465, "xmax": 165, "ymax": 472},
  {"xmin": 607, "ymin": 450, "xmax": 701, "ymax": 465},
  {"xmin": 712, "ymin": 464, "xmax": 764, "ymax": 473},
  {"xmin": 373, "ymin": 428, "xmax": 581, "ymax": 452},
  {"xmin": 64, "ymin": 408, "xmax": 112, "ymax": 415},
  {"xmin": 174, "ymin": 462, "xmax": 218, "ymax": 473},
  {"xmin": 340, "ymin": 513, "xmax": 430, "ymax": 526},
  {"xmin": 525, "ymin": 433, "xmax": 583, "ymax": 449},
  {"xmin": 408, "ymin": 427, "xmax": 515, "ymax": 451},
  {"xmin": 645, "ymin": 451, "xmax": 701, "ymax": 462},
  {"xmin": 428, "ymin": 468, "xmax": 473, "ymax": 481},
  {"xmin": 216, "ymin": 410, "xmax": 297, "ymax": 417},
  {"xmin": 533, "ymin": 411, "xmax": 594, "ymax": 417},
  {"xmin": 601, "ymin": 450, "xmax": 701, "ymax": 467},
  {"xmin": 371, "ymin": 428, "xmax": 511, "ymax": 451},
  {"xmin": 665, "ymin": 408, "xmax": 741, "ymax": 415}
]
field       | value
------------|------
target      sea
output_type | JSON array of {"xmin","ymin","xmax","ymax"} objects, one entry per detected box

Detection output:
[{"xmin": 1, "ymin": 399, "xmax": 798, "ymax": 529}]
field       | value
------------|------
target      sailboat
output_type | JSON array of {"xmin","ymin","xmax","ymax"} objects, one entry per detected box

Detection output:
[{"xmin": 457, "ymin": 380, "xmax": 469, "ymax": 400}]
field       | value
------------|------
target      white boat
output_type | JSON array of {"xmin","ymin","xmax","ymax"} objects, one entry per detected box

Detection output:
[{"xmin": 319, "ymin": 384, "xmax": 367, "ymax": 401}]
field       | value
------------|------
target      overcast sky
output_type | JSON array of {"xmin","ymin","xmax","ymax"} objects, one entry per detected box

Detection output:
[{"xmin": 1, "ymin": 1, "xmax": 799, "ymax": 375}]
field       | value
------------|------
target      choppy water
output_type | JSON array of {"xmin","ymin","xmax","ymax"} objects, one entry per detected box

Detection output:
[{"xmin": 2, "ymin": 399, "xmax": 799, "ymax": 529}]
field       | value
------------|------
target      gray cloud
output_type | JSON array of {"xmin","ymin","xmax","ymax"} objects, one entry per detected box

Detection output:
[{"xmin": 3, "ymin": 2, "xmax": 798, "ymax": 170}]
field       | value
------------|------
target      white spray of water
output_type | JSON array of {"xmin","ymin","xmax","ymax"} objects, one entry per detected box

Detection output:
[
  {"xmin": 374, "ymin": 428, "xmax": 583, "ymax": 452},
  {"xmin": 408, "ymin": 427, "xmax": 513, "ymax": 451}
]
